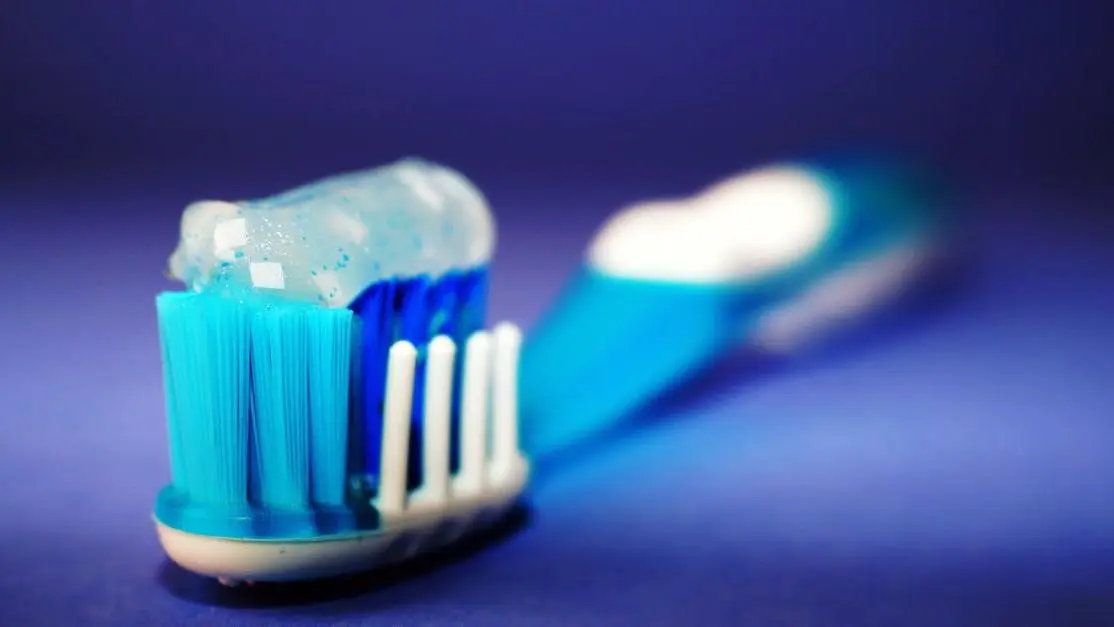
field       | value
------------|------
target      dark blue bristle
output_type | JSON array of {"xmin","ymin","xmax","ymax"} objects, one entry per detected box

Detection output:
[
  {"xmin": 351, "ymin": 279, "xmax": 395, "ymax": 494},
  {"xmin": 348, "ymin": 268, "xmax": 489, "ymax": 493},
  {"xmin": 399, "ymin": 276, "xmax": 434, "ymax": 489}
]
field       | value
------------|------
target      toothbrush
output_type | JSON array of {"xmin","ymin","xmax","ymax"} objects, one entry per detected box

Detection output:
[
  {"xmin": 154, "ymin": 159, "xmax": 527, "ymax": 585},
  {"xmin": 519, "ymin": 156, "xmax": 947, "ymax": 457}
]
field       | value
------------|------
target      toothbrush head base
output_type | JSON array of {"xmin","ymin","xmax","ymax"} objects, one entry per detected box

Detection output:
[{"xmin": 155, "ymin": 462, "xmax": 527, "ymax": 584}]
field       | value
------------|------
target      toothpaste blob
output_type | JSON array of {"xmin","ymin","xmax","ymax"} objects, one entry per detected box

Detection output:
[{"xmin": 168, "ymin": 158, "xmax": 495, "ymax": 307}]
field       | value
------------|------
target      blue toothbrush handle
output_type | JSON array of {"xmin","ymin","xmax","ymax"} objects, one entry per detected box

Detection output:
[
  {"xmin": 518, "ymin": 273, "xmax": 774, "ymax": 457},
  {"xmin": 518, "ymin": 159, "xmax": 946, "ymax": 459}
]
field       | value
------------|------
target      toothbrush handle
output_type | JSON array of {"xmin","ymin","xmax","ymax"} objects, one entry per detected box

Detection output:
[
  {"xmin": 518, "ymin": 273, "xmax": 747, "ymax": 458},
  {"xmin": 519, "ymin": 160, "xmax": 945, "ymax": 459}
]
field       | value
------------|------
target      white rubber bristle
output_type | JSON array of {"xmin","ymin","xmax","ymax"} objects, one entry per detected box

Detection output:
[
  {"xmin": 377, "ymin": 340, "xmax": 417, "ymax": 515},
  {"xmin": 458, "ymin": 331, "xmax": 492, "ymax": 494},
  {"xmin": 422, "ymin": 335, "xmax": 456, "ymax": 503},
  {"xmin": 491, "ymin": 323, "xmax": 522, "ymax": 472}
]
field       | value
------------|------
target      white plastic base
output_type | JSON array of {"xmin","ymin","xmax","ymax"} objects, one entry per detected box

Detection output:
[{"xmin": 156, "ymin": 457, "xmax": 528, "ymax": 584}]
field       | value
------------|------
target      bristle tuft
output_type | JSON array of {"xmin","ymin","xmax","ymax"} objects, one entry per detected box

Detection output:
[
  {"xmin": 308, "ymin": 308, "xmax": 354, "ymax": 508},
  {"xmin": 250, "ymin": 306, "xmax": 312, "ymax": 510},
  {"xmin": 156, "ymin": 292, "xmax": 252, "ymax": 508}
]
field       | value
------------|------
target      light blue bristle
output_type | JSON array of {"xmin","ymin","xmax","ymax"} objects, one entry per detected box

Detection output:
[
  {"xmin": 156, "ymin": 293, "xmax": 189, "ymax": 491},
  {"xmin": 155, "ymin": 291, "xmax": 364, "ymax": 537},
  {"xmin": 155, "ymin": 292, "xmax": 252, "ymax": 509},
  {"xmin": 307, "ymin": 308, "xmax": 354, "ymax": 508},
  {"xmin": 250, "ymin": 306, "xmax": 312, "ymax": 510},
  {"xmin": 347, "ymin": 316, "xmax": 366, "ymax": 496}
]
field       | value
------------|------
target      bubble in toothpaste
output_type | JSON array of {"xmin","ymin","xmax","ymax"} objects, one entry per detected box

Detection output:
[{"xmin": 167, "ymin": 158, "xmax": 495, "ymax": 307}]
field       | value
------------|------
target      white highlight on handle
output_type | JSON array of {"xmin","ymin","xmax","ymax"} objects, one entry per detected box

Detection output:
[
  {"xmin": 587, "ymin": 165, "xmax": 833, "ymax": 283},
  {"xmin": 457, "ymin": 331, "xmax": 492, "ymax": 494},
  {"xmin": 421, "ymin": 336, "xmax": 456, "ymax": 503},
  {"xmin": 376, "ymin": 341, "xmax": 417, "ymax": 516},
  {"xmin": 491, "ymin": 323, "xmax": 523, "ymax": 473}
]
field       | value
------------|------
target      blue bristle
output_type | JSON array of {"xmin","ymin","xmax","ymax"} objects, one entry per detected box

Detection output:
[
  {"xmin": 307, "ymin": 307, "xmax": 354, "ymax": 508},
  {"xmin": 156, "ymin": 293, "xmax": 189, "ymax": 491},
  {"xmin": 400, "ymin": 276, "xmax": 434, "ymax": 489},
  {"xmin": 249, "ymin": 305, "xmax": 311, "ymax": 510},
  {"xmin": 455, "ymin": 270, "xmax": 489, "ymax": 338},
  {"xmin": 348, "ymin": 268, "xmax": 488, "ymax": 493},
  {"xmin": 155, "ymin": 292, "xmax": 252, "ymax": 510},
  {"xmin": 155, "ymin": 268, "xmax": 485, "ymax": 539},
  {"xmin": 351, "ymin": 279, "xmax": 394, "ymax": 493},
  {"xmin": 449, "ymin": 271, "xmax": 487, "ymax": 472},
  {"xmin": 345, "ymin": 314, "xmax": 366, "ymax": 497}
]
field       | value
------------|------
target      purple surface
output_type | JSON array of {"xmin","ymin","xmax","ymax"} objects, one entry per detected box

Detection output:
[{"xmin": 1, "ymin": 171, "xmax": 1113, "ymax": 626}]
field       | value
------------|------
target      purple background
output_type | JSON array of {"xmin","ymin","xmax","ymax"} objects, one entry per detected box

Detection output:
[{"xmin": 2, "ymin": 2, "xmax": 1114, "ymax": 625}]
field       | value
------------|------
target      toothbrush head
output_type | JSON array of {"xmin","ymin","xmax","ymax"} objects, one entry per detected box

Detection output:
[{"xmin": 155, "ymin": 304, "xmax": 528, "ymax": 584}]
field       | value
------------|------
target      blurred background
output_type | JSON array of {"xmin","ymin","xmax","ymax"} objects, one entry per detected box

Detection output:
[
  {"xmin": 3, "ymin": 1, "xmax": 1114, "ymax": 182},
  {"xmin": 2, "ymin": 2, "xmax": 1113, "ymax": 625}
]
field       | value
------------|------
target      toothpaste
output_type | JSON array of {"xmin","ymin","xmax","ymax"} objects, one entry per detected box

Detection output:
[{"xmin": 168, "ymin": 158, "xmax": 495, "ymax": 307}]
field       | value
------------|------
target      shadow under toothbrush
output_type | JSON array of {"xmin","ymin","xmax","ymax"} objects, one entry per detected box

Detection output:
[
  {"xmin": 156, "ymin": 502, "xmax": 533, "ymax": 608},
  {"xmin": 531, "ymin": 247, "xmax": 975, "ymax": 481}
]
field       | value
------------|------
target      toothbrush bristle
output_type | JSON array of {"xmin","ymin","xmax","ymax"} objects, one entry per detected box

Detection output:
[
  {"xmin": 250, "ymin": 307, "xmax": 312, "ymax": 511},
  {"xmin": 421, "ymin": 336, "xmax": 457, "ymax": 503},
  {"xmin": 378, "ymin": 341, "xmax": 417, "ymax": 516},
  {"xmin": 492, "ymin": 323, "xmax": 523, "ymax": 472},
  {"xmin": 458, "ymin": 331, "xmax": 492, "ymax": 494},
  {"xmin": 154, "ymin": 288, "xmax": 529, "ymax": 579},
  {"xmin": 347, "ymin": 269, "xmax": 490, "ymax": 492},
  {"xmin": 307, "ymin": 308, "xmax": 354, "ymax": 508},
  {"xmin": 156, "ymin": 293, "xmax": 190, "ymax": 492},
  {"xmin": 153, "ymin": 268, "xmax": 520, "ymax": 545},
  {"xmin": 374, "ymin": 327, "xmax": 523, "ymax": 520},
  {"xmin": 155, "ymin": 293, "xmax": 357, "ymax": 535},
  {"xmin": 156, "ymin": 293, "xmax": 252, "ymax": 510}
]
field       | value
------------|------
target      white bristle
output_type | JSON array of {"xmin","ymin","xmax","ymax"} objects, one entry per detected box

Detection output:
[
  {"xmin": 422, "ymin": 335, "xmax": 456, "ymax": 503},
  {"xmin": 457, "ymin": 331, "xmax": 492, "ymax": 494},
  {"xmin": 377, "ymin": 340, "xmax": 417, "ymax": 516},
  {"xmin": 491, "ymin": 323, "xmax": 522, "ymax": 472}
]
